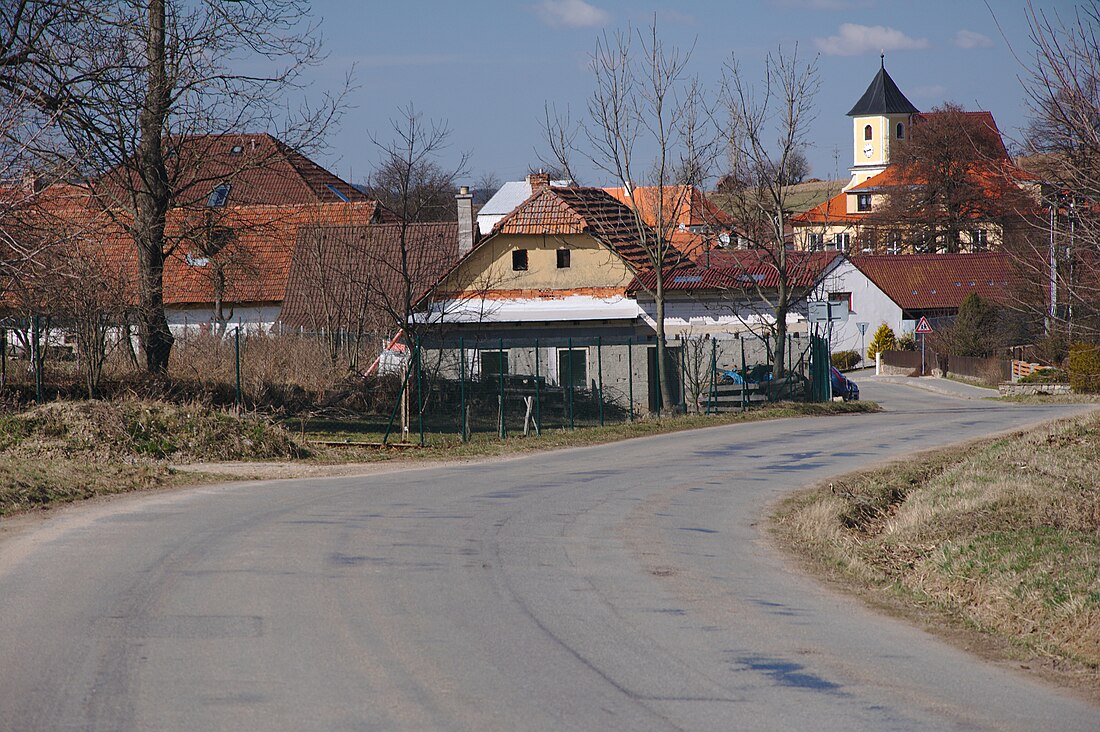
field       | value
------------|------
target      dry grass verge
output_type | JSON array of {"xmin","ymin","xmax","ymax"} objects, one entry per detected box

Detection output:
[
  {"xmin": 772, "ymin": 411, "xmax": 1100, "ymax": 695},
  {"xmin": 0, "ymin": 400, "xmax": 304, "ymax": 515}
]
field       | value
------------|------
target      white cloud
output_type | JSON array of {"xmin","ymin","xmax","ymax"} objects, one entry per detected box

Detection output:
[
  {"xmin": 535, "ymin": 0, "xmax": 611, "ymax": 28},
  {"xmin": 815, "ymin": 23, "xmax": 929, "ymax": 56},
  {"xmin": 953, "ymin": 30, "xmax": 993, "ymax": 49}
]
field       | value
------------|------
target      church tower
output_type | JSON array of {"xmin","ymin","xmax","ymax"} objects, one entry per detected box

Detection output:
[{"xmin": 845, "ymin": 55, "xmax": 919, "ymax": 190}]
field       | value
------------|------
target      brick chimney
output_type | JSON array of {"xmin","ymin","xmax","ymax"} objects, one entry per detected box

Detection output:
[
  {"xmin": 527, "ymin": 172, "xmax": 551, "ymax": 193},
  {"xmin": 456, "ymin": 185, "xmax": 475, "ymax": 256}
]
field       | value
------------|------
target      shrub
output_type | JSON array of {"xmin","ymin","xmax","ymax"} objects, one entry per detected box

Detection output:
[
  {"xmin": 867, "ymin": 324, "xmax": 897, "ymax": 361},
  {"xmin": 896, "ymin": 332, "xmax": 916, "ymax": 351},
  {"xmin": 1067, "ymin": 343, "xmax": 1100, "ymax": 393},
  {"xmin": 831, "ymin": 350, "xmax": 861, "ymax": 370}
]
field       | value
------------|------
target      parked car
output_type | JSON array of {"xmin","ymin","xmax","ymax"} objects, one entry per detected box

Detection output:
[
  {"xmin": 719, "ymin": 364, "xmax": 773, "ymax": 385},
  {"xmin": 830, "ymin": 366, "xmax": 859, "ymax": 401}
]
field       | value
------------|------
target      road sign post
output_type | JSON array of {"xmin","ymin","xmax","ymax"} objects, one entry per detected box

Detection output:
[
  {"xmin": 856, "ymin": 321, "xmax": 868, "ymax": 366},
  {"xmin": 915, "ymin": 317, "xmax": 934, "ymax": 375}
]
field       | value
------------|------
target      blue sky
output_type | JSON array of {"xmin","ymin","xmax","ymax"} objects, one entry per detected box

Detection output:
[{"xmin": 302, "ymin": 0, "xmax": 1067, "ymax": 188}]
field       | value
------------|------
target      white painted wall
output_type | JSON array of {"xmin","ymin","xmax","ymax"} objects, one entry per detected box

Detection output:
[
  {"xmin": 167, "ymin": 305, "xmax": 283, "ymax": 335},
  {"xmin": 816, "ymin": 259, "xmax": 914, "ymax": 360}
]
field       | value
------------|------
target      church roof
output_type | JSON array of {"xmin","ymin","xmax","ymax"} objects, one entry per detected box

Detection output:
[{"xmin": 847, "ymin": 59, "xmax": 920, "ymax": 117}]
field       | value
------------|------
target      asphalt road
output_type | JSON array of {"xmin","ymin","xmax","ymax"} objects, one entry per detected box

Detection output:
[{"xmin": 0, "ymin": 382, "xmax": 1096, "ymax": 731}]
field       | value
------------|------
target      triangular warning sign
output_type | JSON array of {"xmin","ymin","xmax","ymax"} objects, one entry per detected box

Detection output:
[{"xmin": 915, "ymin": 316, "xmax": 933, "ymax": 334}]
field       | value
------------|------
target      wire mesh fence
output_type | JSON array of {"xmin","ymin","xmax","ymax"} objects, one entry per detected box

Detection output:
[{"xmin": 0, "ymin": 319, "xmax": 827, "ymax": 443}]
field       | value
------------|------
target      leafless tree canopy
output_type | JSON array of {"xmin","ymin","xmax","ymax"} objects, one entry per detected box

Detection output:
[
  {"xmin": 544, "ymin": 20, "xmax": 719, "ymax": 410},
  {"xmin": 1016, "ymin": 1, "xmax": 1100, "ymax": 342},
  {"xmin": 719, "ymin": 45, "xmax": 820, "ymax": 377},
  {"xmin": 0, "ymin": 0, "xmax": 344, "ymax": 373}
]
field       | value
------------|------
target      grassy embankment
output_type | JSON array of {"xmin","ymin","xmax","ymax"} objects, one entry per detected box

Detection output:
[
  {"xmin": 773, "ymin": 410, "xmax": 1100, "ymax": 693},
  {"xmin": 0, "ymin": 398, "xmax": 877, "ymax": 516}
]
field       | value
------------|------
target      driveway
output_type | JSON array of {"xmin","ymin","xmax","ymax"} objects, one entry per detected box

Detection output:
[{"xmin": 0, "ymin": 382, "xmax": 1094, "ymax": 731}]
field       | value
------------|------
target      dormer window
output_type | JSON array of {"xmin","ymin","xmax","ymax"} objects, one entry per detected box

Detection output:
[
  {"xmin": 207, "ymin": 184, "xmax": 231, "ymax": 208},
  {"xmin": 857, "ymin": 193, "xmax": 872, "ymax": 212},
  {"xmin": 864, "ymin": 125, "xmax": 873, "ymax": 141},
  {"xmin": 896, "ymin": 123, "xmax": 905, "ymax": 139}
]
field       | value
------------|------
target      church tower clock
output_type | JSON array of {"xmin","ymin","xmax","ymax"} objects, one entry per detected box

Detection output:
[{"xmin": 845, "ymin": 55, "xmax": 919, "ymax": 190}]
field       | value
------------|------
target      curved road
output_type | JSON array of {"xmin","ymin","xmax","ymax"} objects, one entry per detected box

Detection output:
[{"xmin": 0, "ymin": 382, "xmax": 1096, "ymax": 731}]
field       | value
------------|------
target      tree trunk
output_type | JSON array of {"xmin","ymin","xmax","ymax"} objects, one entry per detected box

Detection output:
[
  {"xmin": 134, "ymin": 0, "xmax": 174, "ymax": 374},
  {"xmin": 654, "ymin": 268, "xmax": 677, "ymax": 413}
]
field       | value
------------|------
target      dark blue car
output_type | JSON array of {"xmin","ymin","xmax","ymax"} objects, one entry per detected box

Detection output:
[{"xmin": 830, "ymin": 367, "xmax": 859, "ymax": 401}]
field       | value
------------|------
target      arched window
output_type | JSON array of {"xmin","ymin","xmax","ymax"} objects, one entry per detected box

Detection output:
[
  {"xmin": 896, "ymin": 122, "xmax": 904, "ymax": 139},
  {"xmin": 864, "ymin": 124, "xmax": 873, "ymax": 141}
]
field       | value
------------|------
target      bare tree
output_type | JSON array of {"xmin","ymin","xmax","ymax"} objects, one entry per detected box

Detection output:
[
  {"xmin": 545, "ymin": 21, "xmax": 718, "ymax": 412},
  {"xmin": 1016, "ymin": 1, "xmax": 1100, "ymax": 342},
  {"xmin": 367, "ymin": 105, "xmax": 468, "ymax": 337},
  {"xmin": 720, "ymin": 45, "xmax": 820, "ymax": 378},
  {"xmin": 1, "ymin": 0, "xmax": 344, "ymax": 373}
]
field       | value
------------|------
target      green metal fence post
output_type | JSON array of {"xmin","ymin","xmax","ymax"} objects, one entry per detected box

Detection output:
[
  {"xmin": 1, "ymin": 328, "xmax": 7, "ymax": 391},
  {"xmin": 787, "ymin": 334, "xmax": 793, "ymax": 401},
  {"xmin": 498, "ymin": 337, "xmax": 505, "ymax": 439},
  {"xmin": 708, "ymin": 338, "xmax": 717, "ymax": 414},
  {"xmin": 627, "ymin": 337, "xmax": 634, "ymax": 422},
  {"xmin": 567, "ymin": 336, "xmax": 574, "ymax": 430},
  {"xmin": 33, "ymin": 315, "xmax": 42, "ymax": 404},
  {"xmin": 673, "ymin": 339, "xmax": 682, "ymax": 411},
  {"xmin": 534, "ymin": 338, "xmax": 541, "ymax": 435},
  {"xmin": 597, "ymin": 336, "xmax": 604, "ymax": 427},
  {"xmin": 740, "ymin": 336, "xmax": 748, "ymax": 412},
  {"xmin": 460, "ymin": 336, "xmax": 467, "ymax": 442},
  {"xmin": 416, "ymin": 334, "xmax": 424, "ymax": 447},
  {"xmin": 234, "ymin": 327, "xmax": 242, "ymax": 412}
]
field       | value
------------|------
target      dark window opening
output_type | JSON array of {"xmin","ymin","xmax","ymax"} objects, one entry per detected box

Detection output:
[
  {"xmin": 480, "ymin": 350, "xmax": 509, "ymax": 377},
  {"xmin": 558, "ymin": 348, "xmax": 587, "ymax": 389},
  {"xmin": 512, "ymin": 249, "xmax": 528, "ymax": 271},
  {"xmin": 864, "ymin": 124, "xmax": 873, "ymax": 141},
  {"xmin": 556, "ymin": 248, "xmax": 571, "ymax": 268},
  {"xmin": 857, "ymin": 193, "xmax": 872, "ymax": 212},
  {"xmin": 896, "ymin": 122, "xmax": 904, "ymax": 139}
]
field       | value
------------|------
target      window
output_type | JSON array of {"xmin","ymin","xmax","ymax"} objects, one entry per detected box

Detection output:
[
  {"xmin": 830, "ymin": 291, "xmax": 854, "ymax": 313},
  {"xmin": 324, "ymin": 183, "xmax": 351, "ymax": 202},
  {"xmin": 864, "ymin": 124, "xmax": 873, "ymax": 141},
  {"xmin": 970, "ymin": 229, "xmax": 988, "ymax": 251},
  {"xmin": 896, "ymin": 122, "xmax": 905, "ymax": 139},
  {"xmin": 207, "ymin": 184, "xmax": 231, "ymax": 208},
  {"xmin": 557, "ymin": 348, "xmax": 587, "ymax": 389},
  {"xmin": 807, "ymin": 232, "xmax": 823, "ymax": 251},
  {"xmin": 556, "ymin": 248, "xmax": 571, "ymax": 269},
  {"xmin": 857, "ymin": 193, "xmax": 872, "ymax": 212},
  {"xmin": 831, "ymin": 232, "xmax": 850, "ymax": 251},
  {"xmin": 886, "ymin": 230, "xmax": 902, "ymax": 254},
  {"xmin": 511, "ymin": 249, "xmax": 528, "ymax": 271},
  {"xmin": 480, "ymin": 350, "xmax": 509, "ymax": 377}
]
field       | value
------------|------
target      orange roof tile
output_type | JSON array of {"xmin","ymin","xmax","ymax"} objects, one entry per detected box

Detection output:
[{"xmin": 851, "ymin": 252, "xmax": 1013, "ymax": 310}]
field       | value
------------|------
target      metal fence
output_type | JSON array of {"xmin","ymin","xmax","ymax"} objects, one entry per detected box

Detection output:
[
  {"xmin": 0, "ymin": 321, "xmax": 830, "ymax": 442},
  {"xmin": 392, "ymin": 332, "xmax": 820, "ymax": 444}
]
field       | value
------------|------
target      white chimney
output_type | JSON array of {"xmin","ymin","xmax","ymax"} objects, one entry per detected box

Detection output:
[{"xmin": 456, "ymin": 185, "xmax": 475, "ymax": 256}]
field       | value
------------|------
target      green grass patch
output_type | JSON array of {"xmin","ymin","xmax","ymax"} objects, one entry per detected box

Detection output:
[{"xmin": 773, "ymin": 411, "xmax": 1100, "ymax": 685}]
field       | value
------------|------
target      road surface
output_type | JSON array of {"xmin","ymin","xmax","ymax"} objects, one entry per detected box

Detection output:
[{"xmin": 0, "ymin": 382, "xmax": 1095, "ymax": 731}]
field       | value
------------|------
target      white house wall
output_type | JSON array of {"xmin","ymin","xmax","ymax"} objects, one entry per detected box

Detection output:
[
  {"xmin": 818, "ymin": 260, "xmax": 913, "ymax": 356},
  {"xmin": 636, "ymin": 297, "xmax": 806, "ymax": 337},
  {"xmin": 167, "ymin": 305, "xmax": 283, "ymax": 336}
]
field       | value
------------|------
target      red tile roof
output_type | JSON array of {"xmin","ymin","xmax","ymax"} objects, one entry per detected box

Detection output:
[
  {"xmin": 279, "ymin": 222, "xmax": 459, "ymax": 330},
  {"xmin": 95, "ymin": 133, "xmax": 379, "ymax": 210},
  {"xmin": 603, "ymin": 185, "xmax": 735, "ymax": 230},
  {"xmin": 851, "ymin": 252, "xmax": 1012, "ymax": 310},
  {"xmin": 492, "ymin": 185, "xmax": 684, "ymax": 271},
  {"xmin": 628, "ymin": 250, "xmax": 842, "ymax": 293},
  {"xmin": 791, "ymin": 190, "xmax": 861, "ymax": 225}
]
